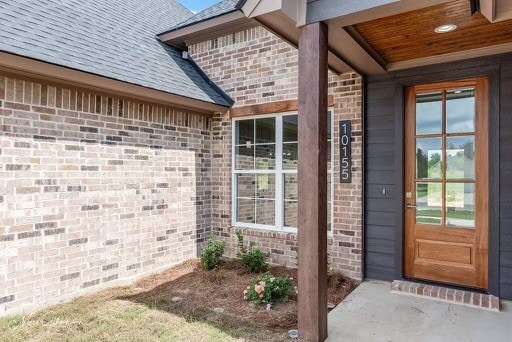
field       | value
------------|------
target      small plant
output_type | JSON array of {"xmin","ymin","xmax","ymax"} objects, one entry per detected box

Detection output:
[
  {"xmin": 200, "ymin": 234, "xmax": 225, "ymax": 270},
  {"xmin": 236, "ymin": 231, "xmax": 269, "ymax": 273},
  {"xmin": 243, "ymin": 272, "xmax": 295, "ymax": 305}
]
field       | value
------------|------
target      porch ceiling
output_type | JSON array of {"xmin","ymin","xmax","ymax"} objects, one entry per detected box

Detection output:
[
  {"xmin": 242, "ymin": 0, "xmax": 512, "ymax": 75},
  {"xmin": 353, "ymin": 0, "xmax": 512, "ymax": 65}
]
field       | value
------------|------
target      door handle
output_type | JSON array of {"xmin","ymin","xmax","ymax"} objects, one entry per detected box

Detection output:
[{"xmin": 406, "ymin": 204, "xmax": 417, "ymax": 209}]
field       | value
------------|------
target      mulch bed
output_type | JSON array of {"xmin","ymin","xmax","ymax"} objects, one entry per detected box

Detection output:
[{"xmin": 124, "ymin": 258, "xmax": 357, "ymax": 330}]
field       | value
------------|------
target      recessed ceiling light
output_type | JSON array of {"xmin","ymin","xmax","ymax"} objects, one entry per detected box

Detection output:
[{"xmin": 435, "ymin": 24, "xmax": 457, "ymax": 33}]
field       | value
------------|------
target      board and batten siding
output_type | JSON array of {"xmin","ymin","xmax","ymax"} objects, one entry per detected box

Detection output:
[{"xmin": 364, "ymin": 52, "xmax": 512, "ymax": 299}]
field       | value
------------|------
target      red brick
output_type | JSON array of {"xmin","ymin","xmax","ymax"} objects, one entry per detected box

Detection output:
[
  {"xmin": 472, "ymin": 294, "xmax": 481, "ymax": 306},
  {"xmin": 463, "ymin": 292, "xmax": 472, "ymax": 304}
]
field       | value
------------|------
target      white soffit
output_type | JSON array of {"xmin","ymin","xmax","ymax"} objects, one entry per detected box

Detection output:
[
  {"xmin": 481, "ymin": 0, "xmax": 512, "ymax": 23},
  {"xmin": 242, "ymin": 0, "xmax": 306, "ymax": 26}
]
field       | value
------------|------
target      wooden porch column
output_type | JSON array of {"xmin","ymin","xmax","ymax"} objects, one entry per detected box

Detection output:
[{"xmin": 297, "ymin": 21, "xmax": 329, "ymax": 342}]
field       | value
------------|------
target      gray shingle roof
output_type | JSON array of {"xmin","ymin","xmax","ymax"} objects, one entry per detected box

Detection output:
[
  {"xmin": 163, "ymin": 0, "xmax": 241, "ymax": 33},
  {"xmin": 0, "ymin": 0, "xmax": 232, "ymax": 107}
]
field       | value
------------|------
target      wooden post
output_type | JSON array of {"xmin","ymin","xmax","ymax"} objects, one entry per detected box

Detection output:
[{"xmin": 297, "ymin": 21, "xmax": 329, "ymax": 342}]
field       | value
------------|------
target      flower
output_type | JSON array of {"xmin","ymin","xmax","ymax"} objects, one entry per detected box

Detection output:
[
  {"xmin": 266, "ymin": 303, "xmax": 272, "ymax": 311},
  {"xmin": 243, "ymin": 296, "xmax": 247, "ymax": 300},
  {"xmin": 255, "ymin": 284, "xmax": 264, "ymax": 294},
  {"xmin": 243, "ymin": 289, "xmax": 248, "ymax": 295},
  {"xmin": 259, "ymin": 294, "xmax": 264, "ymax": 298}
]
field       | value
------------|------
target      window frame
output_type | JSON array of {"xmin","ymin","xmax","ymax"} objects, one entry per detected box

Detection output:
[{"xmin": 231, "ymin": 111, "xmax": 334, "ymax": 233}]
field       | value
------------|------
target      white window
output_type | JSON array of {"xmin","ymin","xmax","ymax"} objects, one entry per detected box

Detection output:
[{"xmin": 232, "ymin": 112, "xmax": 333, "ymax": 232}]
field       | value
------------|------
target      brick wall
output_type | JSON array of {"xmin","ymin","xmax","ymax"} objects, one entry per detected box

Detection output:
[
  {"xmin": 0, "ymin": 72, "xmax": 212, "ymax": 315},
  {"xmin": 190, "ymin": 26, "xmax": 363, "ymax": 280}
]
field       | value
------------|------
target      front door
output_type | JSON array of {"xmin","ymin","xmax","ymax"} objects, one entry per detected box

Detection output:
[{"xmin": 404, "ymin": 78, "xmax": 489, "ymax": 289}]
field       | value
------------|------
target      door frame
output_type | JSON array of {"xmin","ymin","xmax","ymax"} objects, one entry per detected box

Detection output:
[
  {"xmin": 391, "ymin": 65, "xmax": 500, "ymax": 295},
  {"xmin": 404, "ymin": 78, "xmax": 489, "ymax": 289}
]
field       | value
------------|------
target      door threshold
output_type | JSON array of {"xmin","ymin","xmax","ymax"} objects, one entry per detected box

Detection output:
[{"xmin": 391, "ymin": 280, "xmax": 500, "ymax": 312}]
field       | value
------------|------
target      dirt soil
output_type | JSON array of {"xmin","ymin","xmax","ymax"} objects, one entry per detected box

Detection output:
[{"xmin": 122, "ymin": 259, "xmax": 357, "ymax": 338}]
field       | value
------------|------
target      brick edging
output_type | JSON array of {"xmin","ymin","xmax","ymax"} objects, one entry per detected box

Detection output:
[{"xmin": 391, "ymin": 280, "xmax": 500, "ymax": 312}]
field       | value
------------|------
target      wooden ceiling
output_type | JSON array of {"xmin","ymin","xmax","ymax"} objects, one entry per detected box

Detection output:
[{"xmin": 353, "ymin": 0, "xmax": 512, "ymax": 64}]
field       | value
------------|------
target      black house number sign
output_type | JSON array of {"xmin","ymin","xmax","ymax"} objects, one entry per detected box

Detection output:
[{"xmin": 339, "ymin": 120, "xmax": 352, "ymax": 183}]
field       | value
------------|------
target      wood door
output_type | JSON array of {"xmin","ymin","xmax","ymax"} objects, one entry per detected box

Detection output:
[{"xmin": 404, "ymin": 78, "xmax": 489, "ymax": 289}]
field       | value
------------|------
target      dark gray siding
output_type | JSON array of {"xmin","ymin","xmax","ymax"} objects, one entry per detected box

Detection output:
[
  {"xmin": 364, "ymin": 79, "xmax": 397, "ymax": 280},
  {"xmin": 364, "ymin": 53, "xmax": 512, "ymax": 299},
  {"xmin": 499, "ymin": 62, "xmax": 512, "ymax": 299}
]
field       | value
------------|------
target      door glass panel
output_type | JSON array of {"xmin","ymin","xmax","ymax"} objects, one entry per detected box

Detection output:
[
  {"xmin": 446, "ymin": 89, "xmax": 475, "ymax": 133},
  {"xmin": 447, "ymin": 136, "xmax": 475, "ymax": 180},
  {"xmin": 446, "ymin": 183, "xmax": 475, "ymax": 228},
  {"xmin": 416, "ymin": 92, "xmax": 443, "ymax": 134},
  {"xmin": 416, "ymin": 183, "xmax": 442, "ymax": 225},
  {"xmin": 416, "ymin": 138, "xmax": 443, "ymax": 179}
]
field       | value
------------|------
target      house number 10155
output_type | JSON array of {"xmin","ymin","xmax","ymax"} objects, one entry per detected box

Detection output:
[{"xmin": 339, "ymin": 120, "xmax": 352, "ymax": 183}]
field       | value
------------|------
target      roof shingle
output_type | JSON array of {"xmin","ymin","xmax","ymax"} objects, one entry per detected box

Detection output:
[{"xmin": 0, "ymin": 0, "xmax": 231, "ymax": 106}]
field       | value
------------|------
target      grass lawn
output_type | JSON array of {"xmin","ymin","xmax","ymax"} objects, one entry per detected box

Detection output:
[{"xmin": 0, "ymin": 259, "xmax": 355, "ymax": 341}]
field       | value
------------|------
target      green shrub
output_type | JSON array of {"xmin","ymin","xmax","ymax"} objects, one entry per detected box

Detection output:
[
  {"xmin": 243, "ymin": 272, "xmax": 295, "ymax": 305},
  {"xmin": 236, "ymin": 232, "xmax": 269, "ymax": 273},
  {"xmin": 200, "ymin": 234, "xmax": 225, "ymax": 270}
]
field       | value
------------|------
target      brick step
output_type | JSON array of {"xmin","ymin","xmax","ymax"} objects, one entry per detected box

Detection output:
[{"xmin": 391, "ymin": 280, "xmax": 500, "ymax": 312}]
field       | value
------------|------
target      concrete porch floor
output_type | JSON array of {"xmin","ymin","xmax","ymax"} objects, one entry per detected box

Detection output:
[{"xmin": 327, "ymin": 280, "xmax": 512, "ymax": 342}]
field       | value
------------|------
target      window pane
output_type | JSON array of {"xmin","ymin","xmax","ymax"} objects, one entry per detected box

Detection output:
[
  {"xmin": 284, "ymin": 200, "xmax": 298, "ymax": 228},
  {"xmin": 416, "ymin": 183, "xmax": 442, "ymax": 225},
  {"xmin": 447, "ymin": 89, "xmax": 475, "ymax": 133},
  {"xmin": 283, "ymin": 115, "xmax": 298, "ymax": 142},
  {"xmin": 236, "ymin": 120, "xmax": 254, "ymax": 145},
  {"xmin": 283, "ymin": 143, "xmax": 298, "ymax": 170},
  {"xmin": 256, "ymin": 199, "xmax": 275, "ymax": 225},
  {"xmin": 236, "ymin": 174, "xmax": 255, "ymax": 198},
  {"xmin": 237, "ymin": 198, "xmax": 255, "ymax": 223},
  {"xmin": 257, "ymin": 174, "xmax": 275, "ymax": 198},
  {"xmin": 416, "ymin": 138, "xmax": 442, "ymax": 179},
  {"xmin": 256, "ymin": 118, "xmax": 275, "ymax": 143},
  {"xmin": 327, "ymin": 142, "xmax": 332, "ymax": 172},
  {"xmin": 255, "ymin": 145, "xmax": 275, "ymax": 169},
  {"xmin": 327, "ymin": 172, "xmax": 332, "ymax": 231},
  {"xmin": 284, "ymin": 174, "xmax": 298, "ymax": 200},
  {"xmin": 446, "ymin": 183, "xmax": 475, "ymax": 228},
  {"xmin": 447, "ymin": 136, "xmax": 475, "ymax": 179},
  {"xmin": 235, "ymin": 146, "xmax": 254, "ymax": 170},
  {"xmin": 416, "ymin": 92, "xmax": 442, "ymax": 135},
  {"xmin": 327, "ymin": 111, "xmax": 332, "ymax": 141}
]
